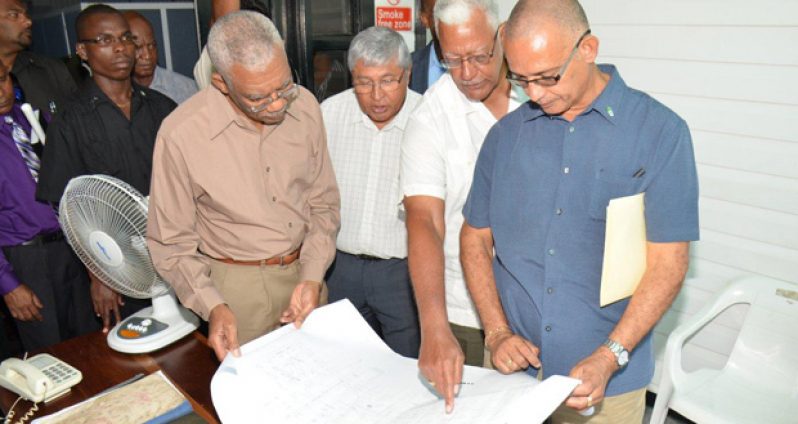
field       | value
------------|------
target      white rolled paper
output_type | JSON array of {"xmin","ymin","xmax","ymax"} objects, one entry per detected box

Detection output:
[{"xmin": 20, "ymin": 103, "xmax": 46, "ymax": 146}]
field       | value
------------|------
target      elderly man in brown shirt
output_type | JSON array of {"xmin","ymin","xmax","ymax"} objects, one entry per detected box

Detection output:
[{"xmin": 147, "ymin": 11, "xmax": 340, "ymax": 361}]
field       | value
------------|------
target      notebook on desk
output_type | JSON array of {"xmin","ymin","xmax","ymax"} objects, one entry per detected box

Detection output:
[{"xmin": 33, "ymin": 371, "xmax": 194, "ymax": 424}]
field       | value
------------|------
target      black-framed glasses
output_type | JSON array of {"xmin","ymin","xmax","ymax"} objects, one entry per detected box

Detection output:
[
  {"xmin": 506, "ymin": 29, "xmax": 591, "ymax": 88},
  {"xmin": 79, "ymin": 32, "xmax": 136, "ymax": 47},
  {"xmin": 440, "ymin": 28, "xmax": 500, "ymax": 70},
  {"xmin": 234, "ymin": 81, "xmax": 300, "ymax": 114},
  {"xmin": 352, "ymin": 70, "xmax": 406, "ymax": 94}
]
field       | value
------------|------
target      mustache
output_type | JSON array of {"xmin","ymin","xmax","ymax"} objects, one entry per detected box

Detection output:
[{"xmin": 459, "ymin": 79, "xmax": 484, "ymax": 87}]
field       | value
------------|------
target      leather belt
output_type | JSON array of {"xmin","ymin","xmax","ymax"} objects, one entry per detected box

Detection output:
[
  {"xmin": 353, "ymin": 253, "xmax": 383, "ymax": 261},
  {"xmin": 21, "ymin": 230, "xmax": 64, "ymax": 247},
  {"xmin": 214, "ymin": 248, "xmax": 300, "ymax": 266}
]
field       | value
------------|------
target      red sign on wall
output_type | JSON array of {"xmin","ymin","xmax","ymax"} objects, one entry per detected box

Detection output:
[{"xmin": 375, "ymin": 7, "xmax": 412, "ymax": 32}]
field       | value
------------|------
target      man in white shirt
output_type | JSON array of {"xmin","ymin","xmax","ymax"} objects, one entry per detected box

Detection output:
[
  {"xmin": 321, "ymin": 27, "xmax": 422, "ymax": 358},
  {"xmin": 400, "ymin": 0, "xmax": 526, "ymax": 412}
]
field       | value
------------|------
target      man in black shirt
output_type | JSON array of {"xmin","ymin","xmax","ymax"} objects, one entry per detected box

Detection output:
[
  {"xmin": 0, "ymin": 0, "xmax": 77, "ymax": 114},
  {"xmin": 37, "ymin": 4, "xmax": 176, "ymax": 331}
]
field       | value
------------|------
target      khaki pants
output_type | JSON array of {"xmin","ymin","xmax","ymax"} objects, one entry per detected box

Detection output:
[
  {"xmin": 449, "ymin": 322, "xmax": 493, "ymax": 367},
  {"xmin": 550, "ymin": 387, "xmax": 645, "ymax": 424},
  {"xmin": 209, "ymin": 259, "xmax": 328, "ymax": 344}
]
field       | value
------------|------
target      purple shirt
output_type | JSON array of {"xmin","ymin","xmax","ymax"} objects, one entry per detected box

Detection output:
[{"xmin": 0, "ymin": 104, "xmax": 60, "ymax": 295}]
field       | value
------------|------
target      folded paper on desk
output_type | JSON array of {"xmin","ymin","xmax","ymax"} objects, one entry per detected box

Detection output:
[
  {"xmin": 32, "ymin": 371, "xmax": 192, "ymax": 424},
  {"xmin": 211, "ymin": 300, "xmax": 580, "ymax": 423},
  {"xmin": 600, "ymin": 192, "xmax": 647, "ymax": 307}
]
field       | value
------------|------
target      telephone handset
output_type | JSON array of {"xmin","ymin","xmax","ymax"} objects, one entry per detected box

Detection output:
[{"xmin": 0, "ymin": 354, "xmax": 82, "ymax": 403}]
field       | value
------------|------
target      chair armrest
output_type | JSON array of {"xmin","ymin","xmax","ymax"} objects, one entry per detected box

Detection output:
[{"xmin": 662, "ymin": 279, "xmax": 751, "ymax": 388}]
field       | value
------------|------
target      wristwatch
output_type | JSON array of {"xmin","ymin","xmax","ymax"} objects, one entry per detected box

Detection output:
[{"xmin": 603, "ymin": 339, "xmax": 629, "ymax": 369}]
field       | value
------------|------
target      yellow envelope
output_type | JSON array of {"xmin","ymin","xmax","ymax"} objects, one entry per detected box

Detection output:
[{"xmin": 600, "ymin": 192, "xmax": 647, "ymax": 307}]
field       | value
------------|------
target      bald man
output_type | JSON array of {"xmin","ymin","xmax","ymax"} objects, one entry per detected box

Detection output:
[
  {"xmin": 123, "ymin": 11, "xmax": 197, "ymax": 104},
  {"xmin": 461, "ymin": 0, "xmax": 698, "ymax": 423}
]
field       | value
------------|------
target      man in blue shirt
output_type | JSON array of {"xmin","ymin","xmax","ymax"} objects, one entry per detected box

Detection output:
[
  {"xmin": 409, "ymin": 0, "xmax": 446, "ymax": 94},
  {"xmin": 460, "ymin": 1, "xmax": 698, "ymax": 422}
]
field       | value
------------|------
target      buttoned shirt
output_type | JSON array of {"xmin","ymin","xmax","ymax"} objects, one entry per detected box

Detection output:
[
  {"xmin": 147, "ymin": 85, "xmax": 340, "ymax": 320},
  {"xmin": 36, "ymin": 79, "xmax": 177, "ymax": 203},
  {"xmin": 400, "ymin": 73, "xmax": 525, "ymax": 328},
  {"xmin": 150, "ymin": 66, "xmax": 198, "ymax": 104},
  {"xmin": 322, "ymin": 88, "xmax": 421, "ymax": 259},
  {"xmin": 0, "ymin": 104, "xmax": 60, "ymax": 295},
  {"xmin": 463, "ymin": 65, "xmax": 699, "ymax": 395}
]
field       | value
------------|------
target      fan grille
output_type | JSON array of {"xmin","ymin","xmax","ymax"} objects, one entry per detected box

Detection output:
[{"xmin": 59, "ymin": 175, "xmax": 168, "ymax": 299}]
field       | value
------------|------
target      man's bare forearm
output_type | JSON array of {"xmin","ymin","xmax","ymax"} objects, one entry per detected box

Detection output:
[
  {"xmin": 404, "ymin": 196, "xmax": 449, "ymax": 333},
  {"xmin": 609, "ymin": 241, "xmax": 689, "ymax": 352},
  {"xmin": 460, "ymin": 222, "xmax": 509, "ymax": 331}
]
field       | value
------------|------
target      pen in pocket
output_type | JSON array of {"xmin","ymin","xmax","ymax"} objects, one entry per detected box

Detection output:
[{"xmin": 632, "ymin": 167, "xmax": 646, "ymax": 178}]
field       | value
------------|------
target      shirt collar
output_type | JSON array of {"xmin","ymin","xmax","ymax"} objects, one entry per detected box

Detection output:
[
  {"xmin": 428, "ymin": 43, "xmax": 447, "ymax": 85},
  {"xmin": 207, "ymin": 83, "xmax": 301, "ymax": 140},
  {"xmin": 150, "ymin": 66, "xmax": 165, "ymax": 88},
  {"xmin": 11, "ymin": 51, "xmax": 40, "ymax": 75},
  {"xmin": 521, "ymin": 64, "xmax": 625, "ymax": 124},
  {"xmin": 586, "ymin": 64, "xmax": 624, "ymax": 125},
  {"xmin": 80, "ymin": 78, "xmax": 147, "ymax": 110},
  {"xmin": 346, "ymin": 88, "xmax": 415, "ymax": 132}
]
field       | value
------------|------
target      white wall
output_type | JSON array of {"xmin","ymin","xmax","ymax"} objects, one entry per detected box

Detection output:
[{"xmin": 495, "ymin": 0, "xmax": 798, "ymax": 391}]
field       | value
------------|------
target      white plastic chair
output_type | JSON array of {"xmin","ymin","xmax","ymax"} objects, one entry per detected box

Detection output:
[{"xmin": 650, "ymin": 275, "xmax": 798, "ymax": 424}]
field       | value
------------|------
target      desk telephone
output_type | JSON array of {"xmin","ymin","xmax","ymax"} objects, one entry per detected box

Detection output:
[{"xmin": 0, "ymin": 354, "xmax": 82, "ymax": 403}]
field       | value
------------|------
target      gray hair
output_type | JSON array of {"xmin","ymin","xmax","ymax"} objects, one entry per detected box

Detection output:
[
  {"xmin": 207, "ymin": 10, "xmax": 283, "ymax": 77},
  {"xmin": 434, "ymin": 0, "xmax": 499, "ymax": 33},
  {"xmin": 347, "ymin": 26, "xmax": 411, "ymax": 72}
]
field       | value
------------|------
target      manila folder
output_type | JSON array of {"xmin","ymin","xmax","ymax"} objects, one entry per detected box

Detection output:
[{"xmin": 600, "ymin": 192, "xmax": 646, "ymax": 307}]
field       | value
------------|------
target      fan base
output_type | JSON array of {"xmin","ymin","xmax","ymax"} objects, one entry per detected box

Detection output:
[{"xmin": 107, "ymin": 305, "xmax": 199, "ymax": 354}]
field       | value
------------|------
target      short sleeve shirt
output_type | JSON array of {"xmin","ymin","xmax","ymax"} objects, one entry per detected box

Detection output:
[
  {"xmin": 463, "ymin": 65, "xmax": 699, "ymax": 395},
  {"xmin": 401, "ymin": 73, "xmax": 525, "ymax": 328}
]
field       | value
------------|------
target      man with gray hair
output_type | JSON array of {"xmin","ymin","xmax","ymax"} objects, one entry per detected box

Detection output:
[
  {"xmin": 321, "ymin": 26, "xmax": 422, "ymax": 358},
  {"xmin": 400, "ymin": 0, "xmax": 528, "ymax": 412},
  {"xmin": 147, "ymin": 11, "xmax": 340, "ymax": 361}
]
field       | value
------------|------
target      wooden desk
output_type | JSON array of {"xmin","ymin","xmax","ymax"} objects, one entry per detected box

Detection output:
[{"xmin": 0, "ymin": 331, "xmax": 220, "ymax": 423}]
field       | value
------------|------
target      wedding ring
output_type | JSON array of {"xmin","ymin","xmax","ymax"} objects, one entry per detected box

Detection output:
[
  {"xmin": 587, "ymin": 395, "xmax": 593, "ymax": 408},
  {"xmin": 506, "ymin": 358, "xmax": 514, "ymax": 367},
  {"xmin": 428, "ymin": 380, "xmax": 436, "ymax": 387}
]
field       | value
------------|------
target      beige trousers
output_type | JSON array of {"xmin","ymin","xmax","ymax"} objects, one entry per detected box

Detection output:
[
  {"xmin": 449, "ymin": 322, "xmax": 486, "ymax": 367},
  {"xmin": 209, "ymin": 259, "xmax": 328, "ymax": 344},
  {"xmin": 550, "ymin": 387, "xmax": 646, "ymax": 424}
]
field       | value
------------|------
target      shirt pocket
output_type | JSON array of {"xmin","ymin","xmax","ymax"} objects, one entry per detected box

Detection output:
[
  {"xmin": 588, "ymin": 171, "xmax": 640, "ymax": 221},
  {"xmin": 81, "ymin": 137, "xmax": 121, "ymax": 176}
]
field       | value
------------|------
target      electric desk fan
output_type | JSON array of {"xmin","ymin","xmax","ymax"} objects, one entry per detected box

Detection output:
[{"xmin": 58, "ymin": 175, "xmax": 199, "ymax": 353}]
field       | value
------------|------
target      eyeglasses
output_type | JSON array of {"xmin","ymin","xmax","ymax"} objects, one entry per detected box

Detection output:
[
  {"xmin": 79, "ymin": 32, "xmax": 136, "ymax": 47},
  {"xmin": 237, "ymin": 82, "xmax": 300, "ymax": 114},
  {"xmin": 352, "ymin": 70, "xmax": 406, "ymax": 94},
  {"xmin": 506, "ymin": 29, "xmax": 591, "ymax": 88},
  {"xmin": 440, "ymin": 29, "xmax": 500, "ymax": 70}
]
